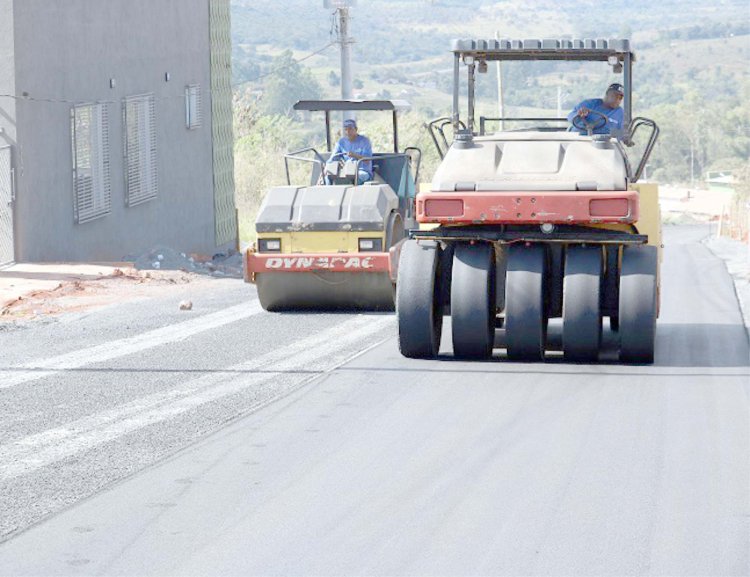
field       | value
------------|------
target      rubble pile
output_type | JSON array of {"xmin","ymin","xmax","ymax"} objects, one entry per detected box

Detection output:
[{"xmin": 126, "ymin": 246, "xmax": 244, "ymax": 278}]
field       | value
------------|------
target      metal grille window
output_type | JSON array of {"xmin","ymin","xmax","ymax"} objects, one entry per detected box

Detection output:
[
  {"xmin": 123, "ymin": 93, "xmax": 158, "ymax": 206},
  {"xmin": 185, "ymin": 84, "xmax": 202, "ymax": 130},
  {"xmin": 71, "ymin": 103, "xmax": 111, "ymax": 224}
]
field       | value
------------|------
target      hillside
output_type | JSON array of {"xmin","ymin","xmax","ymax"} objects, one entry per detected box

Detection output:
[
  {"xmin": 232, "ymin": 0, "xmax": 747, "ymax": 111},
  {"xmin": 230, "ymin": 0, "xmax": 749, "ymax": 235}
]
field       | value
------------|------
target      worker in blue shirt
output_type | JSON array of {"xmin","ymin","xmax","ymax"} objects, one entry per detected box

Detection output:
[
  {"xmin": 568, "ymin": 83, "xmax": 625, "ymax": 137},
  {"xmin": 330, "ymin": 119, "xmax": 373, "ymax": 184}
]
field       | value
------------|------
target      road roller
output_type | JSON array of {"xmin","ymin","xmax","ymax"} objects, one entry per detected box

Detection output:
[
  {"xmin": 397, "ymin": 38, "xmax": 661, "ymax": 363},
  {"xmin": 245, "ymin": 100, "xmax": 421, "ymax": 311}
]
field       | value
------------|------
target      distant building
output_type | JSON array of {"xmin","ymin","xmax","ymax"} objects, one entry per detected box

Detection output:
[
  {"xmin": 0, "ymin": 0, "xmax": 237, "ymax": 265},
  {"xmin": 705, "ymin": 171, "xmax": 736, "ymax": 193}
]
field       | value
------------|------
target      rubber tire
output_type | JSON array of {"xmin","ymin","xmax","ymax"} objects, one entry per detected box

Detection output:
[
  {"xmin": 451, "ymin": 243, "xmax": 495, "ymax": 359},
  {"xmin": 397, "ymin": 240, "xmax": 443, "ymax": 358},
  {"xmin": 562, "ymin": 245, "xmax": 603, "ymax": 362},
  {"xmin": 619, "ymin": 245, "xmax": 658, "ymax": 364},
  {"xmin": 385, "ymin": 211, "xmax": 405, "ymax": 250},
  {"xmin": 604, "ymin": 245, "xmax": 620, "ymax": 332},
  {"xmin": 505, "ymin": 244, "xmax": 547, "ymax": 361}
]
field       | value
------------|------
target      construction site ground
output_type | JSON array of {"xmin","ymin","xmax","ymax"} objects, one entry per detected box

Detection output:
[{"xmin": 0, "ymin": 249, "xmax": 243, "ymax": 326}]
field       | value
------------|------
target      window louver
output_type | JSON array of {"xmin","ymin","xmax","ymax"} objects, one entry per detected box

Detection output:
[
  {"xmin": 71, "ymin": 103, "xmax": 111, "ymax": 224},
  {"xmin": 123, "ymin": 94, "xmax": 158, "ymax": 207}
]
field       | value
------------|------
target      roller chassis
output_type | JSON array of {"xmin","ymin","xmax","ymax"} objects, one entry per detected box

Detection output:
[
  {"xmin": 398, "ymin": 177, "xmax": 661, "ymax": 366},
  {"xmin": 409, "ymin": 225, "xmax": 648, "ymax": 245},
  {"xmin": 398, "ymin": 227, "xmax": 658, "ymax": 364}
]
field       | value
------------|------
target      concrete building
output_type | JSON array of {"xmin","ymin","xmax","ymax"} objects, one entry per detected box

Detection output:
[{"xmin": 0, "ymin": 0, "xmax": 237, "ymax": 265}]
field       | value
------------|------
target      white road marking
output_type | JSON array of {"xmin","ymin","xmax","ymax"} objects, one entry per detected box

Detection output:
[
  {"xmin": 0, "ymin": 315, "xmax": 394, "ymax": 480},
  {"xmin": 0, "ymin": 301, "xmax": 265, "ymax": 390}
]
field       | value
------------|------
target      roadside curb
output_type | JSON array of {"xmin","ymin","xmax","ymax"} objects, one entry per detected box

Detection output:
[{"xmin": 703, "ymin": 236, "xmax": 750, "ymax": 345}]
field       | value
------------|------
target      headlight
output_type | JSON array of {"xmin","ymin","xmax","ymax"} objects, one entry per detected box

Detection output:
[
  {"xmin": 358, "ymin": 238, "xmax": 383, "ymax": 252},
  {"xmin": 258, "ymin": 238, "xmax": 281, "ymax": 252}
]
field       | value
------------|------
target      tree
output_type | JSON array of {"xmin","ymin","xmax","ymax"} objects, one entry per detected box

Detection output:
[
  {"xmin": 735, "ymin": 162, "xmax": 750, "ymax": 200},
  {"xmin": 232, "ymin": 45, "xmax": 261, "ymax": 85},
  {"xmin": 258, "ymin": 50, "xmax": 322, "ymax": 117},
  {"xmin": 327, "ymin": 70, "xmax": 340, "ymax": 87}
]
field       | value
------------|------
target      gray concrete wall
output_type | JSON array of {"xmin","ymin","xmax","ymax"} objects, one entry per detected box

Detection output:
[
  {"xmin": 0, "ymin": 0, "xmax": 17, "ymax": 264},
  {"xmin": 12, "ymin": 0, "xmax": 226, "ymax": 262},
  {"xmin": 0, "ymin": 0, "xmax": 16, "ymax": 149}
]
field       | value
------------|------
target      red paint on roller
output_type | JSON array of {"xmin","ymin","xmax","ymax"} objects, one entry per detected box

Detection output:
[
  {"xmin": 424, "ymin": 199, "xmax": 464, "ymax": 218},
  {"xmin": 589, "ymin": 198, "xmax": 630, "ymax": 217}
]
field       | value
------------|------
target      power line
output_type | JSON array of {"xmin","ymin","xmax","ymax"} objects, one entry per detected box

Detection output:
[
  {"xmin": 0, "ymin": 41, "xmax": 338, "ymax": 105},
  {"xmin": 0, "ymin": 91, "xmax": 201, "ymax": 106},
  {"xmin": 236, "ymin": 41, "xmax": 336, "ymax": 85}
]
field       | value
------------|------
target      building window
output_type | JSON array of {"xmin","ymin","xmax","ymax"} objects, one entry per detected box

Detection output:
[
  {"xmin": 123, "ymin": 93, "xmax": 157, "ymax": 206},
  {"xmin": 71, "ymin": 103, "xmax": 111, "ymax": 224},
  {"xmin": 185, "ymin": 84, "xmax": 202, "ymax": 130}
]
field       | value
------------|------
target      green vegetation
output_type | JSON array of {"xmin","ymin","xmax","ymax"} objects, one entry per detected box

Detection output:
[
  {"xmin": 230, "ymin": 0, "xmax": 749, "ymax": 240},
  {"xmin": 255, "ymin": 51, "xmax": 322, "ymax": 116}
]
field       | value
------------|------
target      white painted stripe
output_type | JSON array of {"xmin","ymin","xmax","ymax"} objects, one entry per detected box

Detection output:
[
  {"xmin": 0, "ymin": 315, "xmax": 394, "ymax": 480},
  {"xmin": 0, "ymin": 301, "xmax": 265, "ymax": 390}
]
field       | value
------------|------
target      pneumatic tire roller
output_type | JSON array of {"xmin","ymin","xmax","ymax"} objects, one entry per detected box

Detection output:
[{"xmin": 397, "ymin": 38, "xmax": 661, "ymax": 364}]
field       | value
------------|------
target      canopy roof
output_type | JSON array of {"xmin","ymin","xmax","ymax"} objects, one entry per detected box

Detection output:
[
  {"xmin": 293, "ymin": 100, "xmax": 410, "ymax": 112},
  {"xmin": 451, "ymin": 38, "xmax": 634, "ymax": 61}
]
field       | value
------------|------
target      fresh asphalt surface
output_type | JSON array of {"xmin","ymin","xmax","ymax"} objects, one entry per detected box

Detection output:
[{"xmin": 0, "ymin": 225, "xmax": 748, "ymax": 576}]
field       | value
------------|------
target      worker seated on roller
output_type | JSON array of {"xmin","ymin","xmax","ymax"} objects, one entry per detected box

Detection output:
[
  {"xmin": 567, "ymin": 83, "xmax": 624, "ymax": 137},
  {"xmin": 326, "ymin": 118, "xmax": 373, "ymax": 185}
]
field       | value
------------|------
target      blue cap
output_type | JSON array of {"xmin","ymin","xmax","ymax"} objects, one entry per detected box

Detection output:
[{"xmin": 343, "ymin": 119, "xmax": 357, "ymax": 129}]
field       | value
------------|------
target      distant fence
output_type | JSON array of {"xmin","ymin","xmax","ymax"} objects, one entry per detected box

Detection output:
[{"xmin": 718, "ymin": 193, "xmax": 749, "ymax": 242}]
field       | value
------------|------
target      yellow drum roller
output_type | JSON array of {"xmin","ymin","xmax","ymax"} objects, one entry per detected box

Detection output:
[{"xmin": 245, "ymin": 100, "xmax": 421, "ymax": 311}]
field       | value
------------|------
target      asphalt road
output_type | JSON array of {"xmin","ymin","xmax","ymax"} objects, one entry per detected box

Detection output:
[{"xmin": 0, "ymin": 225, "xmax": 748, "ymax": 576}]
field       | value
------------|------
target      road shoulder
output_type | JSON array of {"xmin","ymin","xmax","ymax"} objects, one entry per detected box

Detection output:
[{"xmin": 704, "ymin": 235, "xmax": 750, "ymax": 336}]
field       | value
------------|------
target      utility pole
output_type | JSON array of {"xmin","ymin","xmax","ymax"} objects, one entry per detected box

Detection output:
[
  {"xmin": 690, "ymin": 140, "xmax": 695, "ymax": 189},
  {"xmin": 495, "ymin": 31, "xmax": 504, "ymax": 131},
  {"xmin": 337, "ymin": 5, "xmax": 353, "ymax": 101},
  {"xmin": 326, "ymin": 1, "xmax": 355, "ymax": 108}
]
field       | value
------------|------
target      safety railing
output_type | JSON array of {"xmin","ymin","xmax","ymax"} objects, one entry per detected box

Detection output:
[
  {"xmin": 426, "ymin": 117, "xmax": 466, "ymax": 159},
  {"xmin": 283, "ymin": 147, "xmax": 327, "ymax": 185},
  {"xmin": 403, "ymin": 147, "xmax": 422, "ymax": 185},
  {"xmin": 627, "ymin": 117, "xmax": 660, "ymax": 183}
]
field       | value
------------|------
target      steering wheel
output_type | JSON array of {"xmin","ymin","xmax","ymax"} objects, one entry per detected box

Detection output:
[
  {"xmin": 571, "ymin": 109, "xmax": 608, "ymax": 135},
  {"xmin": 326, "ymin": 152, "xmax": 347, "ymax": 172},
  {"xmin": 323, "ymin": 152, "xmax": 356, "ymax": 184}
]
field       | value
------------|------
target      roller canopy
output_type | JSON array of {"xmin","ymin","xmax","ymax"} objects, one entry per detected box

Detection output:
[
  {"xmin": 293, "ymin": 100, "xmax": 410, "ymax": 112},
  {"xmin": 451, "ymin": 38, "xmax": 634, "ymax": 61}
]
